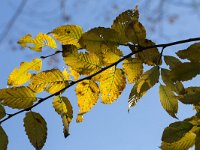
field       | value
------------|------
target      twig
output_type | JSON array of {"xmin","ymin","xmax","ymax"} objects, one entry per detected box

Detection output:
[{"xmin": 0, "ymin": 37, "xmax": 200, "ymax": 124}]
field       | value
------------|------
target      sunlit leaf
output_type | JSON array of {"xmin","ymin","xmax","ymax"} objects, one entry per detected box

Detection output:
[
  {"xmin": 169, "ymin": 62, "xmax": 200, "ymax": 81},
  {"xmin": 62, "ymin": 68, "xmax": 70, "ymax": 80},
  {"xmin": 24, "ymin": 112, "xmax": 47, "ymax": 150},
  {"xmin": 0, "ymin": 126, "xmax": 8, "ymax": 150},
  {"xmin": 18, "ymin": 33, "xmax": 56, "ymax": 52},
  {"xmin": 62, "ymin": 45, "xmax": 101, "ymax": 75},
  {"xmin": 68, "ymin": 67, "xmax": 80, "ymax": 81},
  {"xmin": 75, "ymin": 80, "xmax": 99, "ymax": 122},
  {"xmin": 125, "ymin": 20, "xmax": 146, "ymax": 44},
  {"xmin": 176, "ymin": 42, "xmax": 200, "ymax": 62},
  {"xmin": 129, "ymin": 66, "xmax": 159, "ymax": 110},
  {"xmin": 29, "ymin": 69, "xmax": 68, "ymax": 94},
  {"xmin": 50, "ymin": 25, "xmax": 83, "ymax": 48},
  {"xmin": 0, "ymin": 104, "xmax": 6, "ymax": 119},
  {"xmin": 99, "ymin": 68, "xmax": 126, "ymax": 104},
  {"xmin": 111, "ymin": 6, "xmax": 139, "ymax": 43},
  {"xmin": 122, "ymin": 58, "xmax": 143, "ymax": 83},
  {"xmin": 135, "ymin": 39, "xmax": 160, "ymax": 66},
  {"xmin": 164, "ymin": 56, "xmax": 182, "ymax": 70},
  {"xmin": 52, "ymin": 96, "xmax": 73, "ymax": 138},
  {"xmin": 179, "ymin": 87, "xmax": 200, "ymax": 104},
  {"xmin": 79, "ymin": 27, "xmax": 120, "ymax": 53},
  {"xmin": 159, "ymin": 84, "xmax": 178, "ymax": 118},
  {"xmin": 7, "ymin": 58, "xmax": 42, "ymax": 86},
  {"xmin": 0, "ymin": 86, "xmax": 37, "ymax": 109}
]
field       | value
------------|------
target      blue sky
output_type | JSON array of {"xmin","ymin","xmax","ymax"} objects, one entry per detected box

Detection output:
[{"xmin": 0, "ymin": 0, "xmax": 200, "ymax": 150}]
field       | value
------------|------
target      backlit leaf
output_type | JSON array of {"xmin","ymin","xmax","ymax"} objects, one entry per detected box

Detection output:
[
  {"xmin": 50, "ymin": 25, "xmax": 83, "ymax": 48},
  {"xmin": 169, "ymin": 62, "xmax": 200, "ymax": 81},
  {"xmin": 128, "ymin": 66, "xmax": 159, "ymax": 110},
  {"xmin": 111, "ymin": 6, "xmax": 139, "ymax": 43},
  {"xmin": 7, "ymin": 58, "xmax": 42, "ymax": 86},
  {"xmin": 18, "ymin": 33, "xmax": 56, "ymax": 52},
  {"xmin": 164, "ymin": 56, "xmax": 182, "ymax": 70},
  {"xmin": 0, "ymin": 86, "xmax": 37, "ymax": 109},
  {"xmin": 52, "ymin": 96, "xmax": 73, "ymax": 138},
  {"xmin": 99, "ymin": 68, "xmax": 126, "ymax": 104},
  {"xmin": 159, "ymin": 84, "xmax": 178, "ymax": 118},
  {"xmin": 75, "ymin": 80, "xmax": 99, "ymax": 122},
  {"xmin": 122, "ymin": 58, "xmax": 143, "ymax": 83},
  {"xmin": 135, "ymin": 39, "xmax": 160, "ymax": 66},
  {"xmin": 68, "ymin": 67, "xmax": 80, "ymax": 81},
  {"xmin": 0, "ymin": 104, "xmax": 6, "ymax": 119},
  {"xmin": 62, "ymin": 45, "xmax": 101, "ymax": 75},
  {"xmin": 176, "ymin": 42, "xmax": 200, "ymax": 62},
  {"xmin": 125, "ymin": 20, "xmax": 146, "ymax": 44},
  {"xmin": 79, "ymin": 27, "xmax": 120, "ymax": 53},
  {"xmin": 29, "ymin": 69, "xmax": 68, "ymax": 94},
  {"xmin": 0, "ymin": 126, "xmax": 8, "ymax": 150},
  {"xmin": 179, "ymin": 87, "xmax": 200, "ymax": 104},
  {"xmin": 24, "ymin": 112, "xmax": 47, "ymax": 150}
]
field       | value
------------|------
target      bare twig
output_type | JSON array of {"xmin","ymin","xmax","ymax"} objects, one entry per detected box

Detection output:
[
  {"xmin": 0, "ymin": 37, "xmax": 200, "ymax": 124},
  {"xmin": 0, "ymin": 0, "xmax": 28, "ymax": 45}
]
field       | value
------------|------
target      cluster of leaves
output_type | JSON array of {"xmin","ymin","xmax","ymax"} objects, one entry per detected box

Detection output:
[{"xmin": 0, "ymin": 6, "xmax": 200, "ymax": 150}]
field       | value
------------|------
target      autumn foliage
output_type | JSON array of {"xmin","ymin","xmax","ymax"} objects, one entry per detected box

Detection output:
[{"xmin": 1, "ymin": 6, "xmax": 200, "ymax": 150}]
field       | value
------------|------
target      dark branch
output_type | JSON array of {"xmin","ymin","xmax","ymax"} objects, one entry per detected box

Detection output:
[{"xmin": 1, "ymin": 37, "xmax": 200, "ymax": 124}]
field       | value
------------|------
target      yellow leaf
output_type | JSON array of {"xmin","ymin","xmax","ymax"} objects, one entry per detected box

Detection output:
[
  {"xmin": 69, "ymin": 67, "xmax": 80, "ymax": 81},
  {"xmin": 176, "ymin": 42, "xmax": 200, "ymax": 62},
  {"xmin": 18, "ymin": 33, "xmax": 57, "ymax": 52},
  {"xmin": 62, "ymin": 45, "xmax": 101, "ymax": 75},
  {"xmin": 79, "ymin": 27, "xmax": 120, "ymax": 53},
  {"xmin": 0, "ymin": 86, "xmax": 37, "ymax": 109},
  {"xmin": 129, "ymin": 66, "xmax": 159, "ymax": 110},
  {"xmin": 111, "ymin": 6, "xmax": 139, "ymax": 43},
  {"xmin": 29, "ymin": 69, "xmax": 68, "ymax": 94},
  {"xmin": 0, "ymin": 104, "xmax": 6, "ymax": 119},
  {"xmin": 52, "ymin": 96, "xmax": 73, "ymax": 138},
  {"xmin": 125, "ymin": 20, "xmax": 146, "ymax": 44},
  {"xmin": 122, "ymin": 58, "xmax": 143, "ymax": 83},
  {"xmin": 62, "ymin": 68, "xmax": 70, "ymax": 80},
  {"xmin": 169, "ymin": 62, "xmax": 200, "ymax": 81},
  {"xmin": 135, "ymin": 39, "xmax": 160, "ymax": 66},
  {"xmin": 24, "ymin": 112, "xmax": 47, "ymax": 150},
  {"xmin": 7, "ymin": 58, "xmax": 42, "ymax": 86},
  {"xmin": 0, "ymin": 126, "xmax": 8, "ymax": 150},
  {"xmin": 99, "ymin": 68, "xmax": 126, "ymax": 104},
  {"xmin": 159, "ymin": 84, "xmax": 178, "ymax": 118},
  {"xmin": 50, "ymin": 25, "xmax": 83, "ymax": 48},
  {"xmin": 75, "ymin": 80, "xmax": 99, "ymax": 122},
  {"xmin": 76, "ymin": 114, "xmax": 83, "ymax": 123}
]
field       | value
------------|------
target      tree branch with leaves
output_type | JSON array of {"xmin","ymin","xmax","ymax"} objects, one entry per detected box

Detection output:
[{"xmin": 0, "ymin": 6, "xmax": 200, "ymax": 150}]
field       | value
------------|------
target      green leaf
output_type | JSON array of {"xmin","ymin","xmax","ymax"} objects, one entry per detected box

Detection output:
[
  {"xmin": 79, "ymin": 27, "xmax": 120, "ymax": 53},
  {"xmin": 169, "ymin": 62, "xmax": 200, "ymax": 81},
  {"xmin": 195, "ymin": 131, "xmax": 200, "ymax": 150},
  {"xmin": 129, "ymin": 66, "xmax": 159, "ymax": 110},
  {"xmin": 0, "ymin": 126, "xmax": 8, "ymax": 150},
  {"xmin": 24, "ymin": 112, "xmax": 47, "ymax": 150},
  {"xmin": 164, "ymin": 56, "xmax": 182, "ymax": 70},
  {"xmin": 135, "ymin": 39, "xmax": 160, "ymax": 66},
  {"xmin": 111, "ymin": 7, "xmax": 139, "ymax": 43},
  {"xmin": 125, "ymin": 20, "xmax": 146, "ymax": 44},
  {"xmin": 179, "ymin": 87, "xmax": 200, "ymax": 104},
  {"xmin": 0, "ymin": 86, "xmax": 37, "ymax": 109},
  {"xmin": 62, "ymin": 45, "xmax": 101, "ymax": 75},
  {"xmin": 176, "ymin": 42, "xmax": 200, "ymax": 62},
  {"xmin": 159, "ymin": 84, "xmax": 178, "ymax": 118},
  {"xmin": 122, "ymin": 58, "xmax": 143, "ymax": 83},
  {"xmin": 0, "ymin": 104, "xmax": 6, "ymax": 119},
  {"xmin": 50, "ymin": 25, "xmax": 84, "ymax": 48},
  {"xmin": 29, "ymin": 69, "xmax": 68, "ymax": 94},
  {"xmin": 52, "ymin": 96, "xmax": 73, "ymax": 138},
  {"xmin": 7, "ymin": 58, "xmax": 42, "ymax": 86}
]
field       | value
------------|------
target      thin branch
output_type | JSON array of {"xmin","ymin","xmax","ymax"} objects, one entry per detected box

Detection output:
[
  {"xmin": 1, "ymin": 37, "xmax": 200, "ymax": 124},
  {"xmin": 0, "ymin": 0, "xmax": 27, "ymax": 45},
  {"xmin": 40, "ymin": 50, "xmax": 62, "ymax": 59}
]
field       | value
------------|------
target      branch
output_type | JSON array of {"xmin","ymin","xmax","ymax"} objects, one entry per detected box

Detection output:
[
  {"xmin": 1, "ymin": 37, "xmax": 200, "ymax": 124},
  {"xmin": 0, "ymin": 0, "xmax": 27, "ymax": 45}
]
